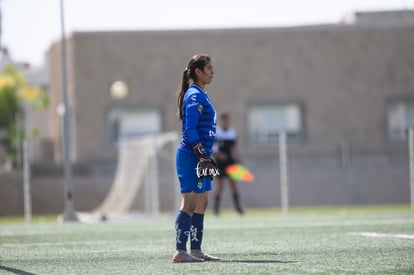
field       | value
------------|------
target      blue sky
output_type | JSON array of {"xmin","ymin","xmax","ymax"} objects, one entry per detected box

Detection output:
[{"xmin": 1, "ymin": 0, "xmax": 413, "ymax": 65}]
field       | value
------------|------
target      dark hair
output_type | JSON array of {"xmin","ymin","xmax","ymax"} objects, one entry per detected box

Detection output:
[
  {"xmin": 220, "ymin": 113, "xmax": 229, "ymax": 120},
  {"xmin": 177, "ymin": 54, "xmax": 211, "ymax": 120}
]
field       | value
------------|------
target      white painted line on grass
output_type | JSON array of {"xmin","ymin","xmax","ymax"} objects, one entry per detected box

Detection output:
[
  {"xmin": 350, "ymin": 232, "xmax": 414, "ymax": 240},
  {"xmin": 0, "ymin": 240, "xmax": 123, "ymax": 247},
  {"xmin": 208, "ymin": 218, "xmax": 414, "ymax": 230}
]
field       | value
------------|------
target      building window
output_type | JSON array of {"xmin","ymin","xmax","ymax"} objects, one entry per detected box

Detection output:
[
  {"xmin": 107, "ymin": 108, "xmax": 162, "ymax": 145},
  {"xmin": 247, "ymin": 103, "xmax": 304, "ymax": 144},
  {"xmin": 387, "ymin": 99, "xmax": 414, "ymax": 141}
]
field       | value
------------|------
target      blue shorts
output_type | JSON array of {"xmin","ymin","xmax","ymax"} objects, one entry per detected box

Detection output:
[{"xmin": 176, "ymin": 149, "xmax": 212, "ymax": 193}]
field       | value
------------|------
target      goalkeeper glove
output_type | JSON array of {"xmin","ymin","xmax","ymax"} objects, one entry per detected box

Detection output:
[
  {"xmin": 193, "ymin": 143, "xmax": 209, "ymax": 160},
  {"xmin": 193, "ymin": 144, "xmax": 220, "ymax": 178}
]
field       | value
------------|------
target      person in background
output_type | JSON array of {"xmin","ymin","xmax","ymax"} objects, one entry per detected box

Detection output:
[{"xmin": 213, "ymin": 113, "xmax": 244, "ymax": 216}]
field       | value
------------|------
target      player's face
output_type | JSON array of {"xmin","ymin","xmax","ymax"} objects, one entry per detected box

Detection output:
[
  {"xmin": 196, "ymin": 62, "xmax": 214, "ymax": 85},
  {"xmin": 221, "ymin": 117, "xmax": 229, "ymax": 129}
]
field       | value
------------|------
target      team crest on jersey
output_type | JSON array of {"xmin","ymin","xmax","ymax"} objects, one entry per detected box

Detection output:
[{"xmin": 198, "ymin": 105, "xmax": 203, "ymax": 114}]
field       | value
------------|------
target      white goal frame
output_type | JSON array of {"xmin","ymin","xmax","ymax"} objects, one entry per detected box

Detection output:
[{"xmin": 78, "ymin": 131, "xmax": 179, "ymax": 222}]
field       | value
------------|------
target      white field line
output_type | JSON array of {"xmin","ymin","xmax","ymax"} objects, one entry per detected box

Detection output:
[
  {"xmin": 350, "ymin": 232, "xmax": 414, "ymax": 240},
  {"xmin": 208, "ymin": 218, "xmax": 414, "ymax": 230},
  {"xmin": 0, "ymin": 240, "xmax": 131, "ymax": 248}
]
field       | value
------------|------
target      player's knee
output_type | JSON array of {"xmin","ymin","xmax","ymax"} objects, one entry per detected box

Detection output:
[
  {"xmin": 181, "ymin": 204, "xmax": 196, "ymax": 215},
  {"xmin": 195, "ymin": 200, "xmax": 208, "ymax": 213}
]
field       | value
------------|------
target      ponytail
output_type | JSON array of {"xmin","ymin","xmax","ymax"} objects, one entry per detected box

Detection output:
[
  {"xmin": 176, "ymin": 54, "xmax": 211, "ymax": 120},
  {"xmin": 177, "ymin": 68, "xmax": 190, "ymax": 120}
]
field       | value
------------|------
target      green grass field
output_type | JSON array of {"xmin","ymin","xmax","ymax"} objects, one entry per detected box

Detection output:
[{"xmin": 1, "ymin": 206, "xmax": 413, "ymax": 274}]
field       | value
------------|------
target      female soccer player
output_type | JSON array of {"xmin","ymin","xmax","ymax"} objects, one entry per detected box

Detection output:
[
  {"xmin": 172, "ymin": 54, "xmax": 220, "ymax": 263},
  {"xmin": 213, "ymin": 113, "xmax": 244, "ymax": 216}
]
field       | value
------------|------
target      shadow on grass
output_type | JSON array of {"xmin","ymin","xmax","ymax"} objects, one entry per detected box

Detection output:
[
  {"xmin": 217, "ymin": 252, "xmax": 297, "ymax": 264},
  {"xmin": 220, "ymin": 259, "xmax": 297, "ymax": 264},
  {"xmin": 0, "ymin": 265, "xmax": 36, "ymax": 275}
]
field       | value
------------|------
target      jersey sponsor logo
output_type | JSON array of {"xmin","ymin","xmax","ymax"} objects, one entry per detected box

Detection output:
[{"xmin": 187, "ymin": 101, "xmax": 198, "ymax": 109}]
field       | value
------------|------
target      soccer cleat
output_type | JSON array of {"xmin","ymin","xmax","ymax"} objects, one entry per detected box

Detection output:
[
  {"xmin": 172, "ymin": 250, "xmax": 204, "ymax": 263},
  {"xmin": 191, "ymin": 250, "xmax": 220, "ymax": 261}
]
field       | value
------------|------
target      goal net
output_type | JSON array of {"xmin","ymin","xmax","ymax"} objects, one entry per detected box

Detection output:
[{"xmin": 78, "ymin": 131, "xmax": 179, "ymax": 222}]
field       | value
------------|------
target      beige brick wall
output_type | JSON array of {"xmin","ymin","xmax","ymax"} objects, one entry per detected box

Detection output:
[{"xmin": 48, "ymin": 26, "xmax": 414, "ymax": 161}]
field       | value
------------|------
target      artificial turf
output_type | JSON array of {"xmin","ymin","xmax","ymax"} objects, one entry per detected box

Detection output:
[{"xmin": 0, "ymin": 206, "xmax": 413, "ymax": 274}]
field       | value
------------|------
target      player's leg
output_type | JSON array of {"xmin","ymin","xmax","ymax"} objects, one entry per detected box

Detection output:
[
  {"xmin": 173, "ymin": 192, "xmax": 205, "ymax": 263},
  {"xmin": 190, "ymin": 181, "xmax": 220, "ymax": 261},
  {"xmin": 213, "ymin": 177, "xmax": 224, "ymax": 215},
  {"xmin": 173, "ymin": 150, "xmax": 204, "ymax": 263},
  {"xmin": 190, "ymin": 192, "xmax": 208, "ymax": 253},
  {"xmin": 175, "ymin": 192, "xmax": 198, "ymax": 253},
  {"xmin": 229, "ymin": 179, "xmax": 244, "ymax": 215},
  {"xmin": 214, "ymin": 159, "xmax": 227, "ymax": 216}
]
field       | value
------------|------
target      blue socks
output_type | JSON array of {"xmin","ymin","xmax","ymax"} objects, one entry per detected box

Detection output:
[
  {"xmin": 174, "ymin": 211, "xmax": 205, "ymax": 251},
  {"xmin": 175, "ymin": 210, "xmax": 191, "ymax": 251},
  {"xmin": 190, "ymin": 213, "xmax": 204, "ymax": 250}
]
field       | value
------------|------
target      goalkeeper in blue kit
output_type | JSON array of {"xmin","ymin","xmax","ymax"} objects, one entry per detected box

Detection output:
[{"xmin": 172, "ymin": 54, "xmax": 220, "ymax": 263}]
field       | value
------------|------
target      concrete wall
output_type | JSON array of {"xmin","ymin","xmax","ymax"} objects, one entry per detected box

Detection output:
[
  {"xmin": 0, "ymin": 156, "xmax": 179, "ymax": 216},
  {"xmin": 0, "ymin": 166, "xmax": 112, "ymax": 216},
  {"xmin": 48, "ymin": 26, "xmax": 414, "ymax": 161},
  {"xmin": 0, "ymin": 152, "xmax": 409, "ymax": 215}
]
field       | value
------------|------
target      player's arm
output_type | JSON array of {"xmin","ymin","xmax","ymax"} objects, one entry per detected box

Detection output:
[
  {"xmin": 212, "ymin": 138, "xmax": 223, "ymax": 160},
  {"xmin": 183, "ymin": 94, "xmax": 218, "ymax": 177},
  {"xmin": 231, "ymin": 132, "xmax": 242, "ymax": 163},
  {"xmin": 232, "ymin": 142, "xmax": 242, "ymax": 163},
  {"xmin": 183, "ymin": 93, "xmax": 213, "ymax": 159},
  {"xmin": 213, "ymin": 145, "xmax": 227, "ymax": 161},
  {"xmin": 183, "ymin": 93, "xmax": 203, "ymax": 150}
]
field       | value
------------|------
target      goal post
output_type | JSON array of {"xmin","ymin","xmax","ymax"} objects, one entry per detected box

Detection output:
[
  {"xmin": 279, "ymin": 131, "xmax": 289, "ymax": 215},
  {"xmin": 78, "ymin": 131, "xmax": 179, "ymax": 222},
  {"xmin": 409, "ymin": 127, "xmax": 414, "ymax": 212}
]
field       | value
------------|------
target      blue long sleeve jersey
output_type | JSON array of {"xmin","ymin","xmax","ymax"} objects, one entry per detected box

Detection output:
[{"xmin": 178, "ymin": 85, "xmax": 217, "ymax": 155}]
